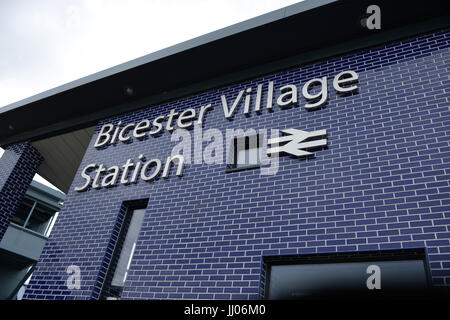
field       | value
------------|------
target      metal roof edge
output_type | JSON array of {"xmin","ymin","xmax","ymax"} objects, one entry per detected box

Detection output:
[
  {"xmin": 28, "ymin": 180, "xmax": 66, "ymax": 201},
  {"xmin": 0, "ymin": 0, "xmax": 448, "ymax": 147}
]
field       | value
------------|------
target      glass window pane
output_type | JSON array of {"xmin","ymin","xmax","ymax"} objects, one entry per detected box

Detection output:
[
  {"xmin": 248, "ymin": 146, "xmax": 259, "ymax": 165},
  {"xmin": 268, "ymin": 260, "xmax": 428, "ymax": 299},
  {"xmin": 237, "ymin": 148, "xmax": 247, "ymax": 166},
  {"xmin": 234, "ymin": 135, "xmax": 261, "ymax": 168},
  {"xmin": 111, "ymin": 209, "xmax": 146, "ymax": 288},
  {"xmin": 12, "ymin": 198, "xmax": 35, "ymax": 226},
  {"xmin": 25, "ymin": 203, "xmax": 55, "ymax": 234}
]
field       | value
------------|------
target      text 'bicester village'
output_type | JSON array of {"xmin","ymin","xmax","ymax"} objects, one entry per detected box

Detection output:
[{"xmin": 75, "ymin": 70, "xmax": 359, "ymax": 191}]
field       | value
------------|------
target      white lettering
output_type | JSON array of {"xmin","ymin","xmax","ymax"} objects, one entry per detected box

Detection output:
[
  {"xmin": 221, "ymin": 90, "xmax": 244, "ymax": 119},
  {"xmin": 162, "ymin": 155, "xmax": 184, "ymax": 178},
  {"xmin": 118, "ymin": 123, "xmax": 135, "ymax": 142},
  {"xmin": 177, "ymin": 108, "xmax": 196, "ymax": 129},
  {"xmin": 277, "ymin": 84, "xmax": 298, "ymax": 108},
  {"xmin": 197, "ymin": 104, "xmax": 213, "ymax": 125},
  {"xmin": 94, "ymin": 124, "xmax": 113, "ymax": 148},
  {"xmin": 150, "ymin": 116, "xmax": 165, "ymax": 136},
  {"xmin": 74, "ymin": 164, "xmax": 96, "ymax": 192},
  {"xmin": 140, "ymin": 159, "xmax": 162, "ymax": 182},
  {"xmin": 133, "ymin": 120, "xmax": 150, "ymax": 139},
  {"xmin": 101, "ymin": 166, "xmax": 119, "ymax": 188},
  {"xmin": 303, "ymin": 76, "xmax": 328, "ymax": 110},
  {"xmin": 333, "ymin": 70, "xmax": 359, "ymax": 93}
]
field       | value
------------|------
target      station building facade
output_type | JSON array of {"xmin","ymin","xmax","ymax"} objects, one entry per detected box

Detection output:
[{"xmin": 0, "ymin": 0, "xmax": 449, "ymax": 299}]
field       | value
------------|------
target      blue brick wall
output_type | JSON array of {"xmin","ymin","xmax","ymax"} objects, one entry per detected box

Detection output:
[
  {"xmin": 24, "ymin": 29, "xmax": 450, "ymax": 300},
  {"xmin": 0, "ymin": 142, "xmax": 43, "ymax": 241}
]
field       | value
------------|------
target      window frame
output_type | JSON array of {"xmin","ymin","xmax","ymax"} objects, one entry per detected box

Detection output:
[
  {"xmin": 11, "ymin": 195, "xmax": 60, "ymax": 237},
  {"xmin": 99, "ymin": 199, "xmax": 149, "ymax": 300},
  {"xmin": 110, "ymin": 208, "xmax": 146, "ymax": 289},
  {"xmin": 226, "ymin": 133, "xmax": 264, "ymax": 173}
]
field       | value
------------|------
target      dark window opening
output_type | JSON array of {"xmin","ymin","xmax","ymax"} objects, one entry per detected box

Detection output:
[
  {"xmin": 11, "ymin": 196, "xmax": 59, "ymax": 236},
  {"xmin": 100, "ymin": 199, "xmax": 148, "ymax": 300},
  {"xmin": 264, "ymin": 249, "xmax": 430, "ymax": 299},
  {"xmin": 227, "ymin": 134, "xmax": 263, "ymax": 172}
]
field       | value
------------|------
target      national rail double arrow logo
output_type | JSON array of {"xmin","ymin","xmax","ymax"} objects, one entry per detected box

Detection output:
[{"xmin": 267, "ymin": 129, "xmax": 327, "ymax": 157}]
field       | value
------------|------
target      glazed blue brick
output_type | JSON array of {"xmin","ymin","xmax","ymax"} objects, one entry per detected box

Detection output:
[
  {"xmin": 0, "ymin": 142, "xmax": 43, "ymax": 241},
  {"xmin": 23, "ymin": 29, "xmax": 450, "ymax": 300}
]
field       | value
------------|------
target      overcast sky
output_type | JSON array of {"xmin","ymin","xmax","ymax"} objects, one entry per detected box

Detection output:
[
  {"xmin": 0, "ymin": 0, "xmax": 302, "ymax": 109},
  {"xmin": 0, "ymin": 0, "xmax": 301, "ymax": 190}
]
